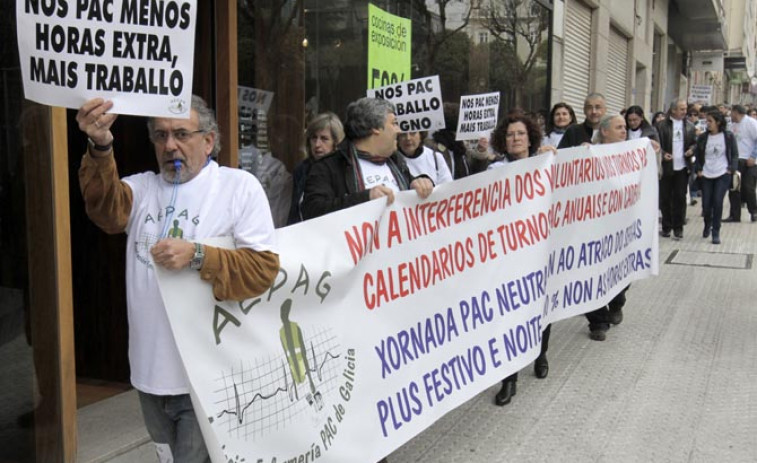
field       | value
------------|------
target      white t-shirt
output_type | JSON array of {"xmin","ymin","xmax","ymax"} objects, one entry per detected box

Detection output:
[
  {"xmin": 542, "ymin": 131, "xmax": 564, "ymax": 148},
  {"xmin": 672, "ymin": 119, "xmax": 686, "ymax": 171},
  {"xmin": 358, "ymin": 158, "xmax": 401, "ymax": 192},
  {"xmin": 628, "ymin": 128, "xmax": 642, "ymax": 140},
  {"xmin": 703, "ymin": 132, "xmax": 728, "ymax": 178},
  {"xmin": 123, "ymin": 161, "xmax": 277, "ymax": 395},
  {"xmin": 402, "ymin": 146, "xmax": 453, "ymax": 185},
  {"xmin": 487, "ymin": 158, "xmax": 509, "ymax": 170},
  {"xmin": 731, "ymin": 116, "xmax": 757, "ymax": 160}
]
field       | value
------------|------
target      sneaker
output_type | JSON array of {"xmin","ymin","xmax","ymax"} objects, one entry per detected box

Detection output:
[{"xmin": 589, "ymin": 329, "xmax": 607, "ymax": 341}]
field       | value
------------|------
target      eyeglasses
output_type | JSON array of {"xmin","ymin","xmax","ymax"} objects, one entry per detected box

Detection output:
[
  {"xmin": 505, "ymin": 131, "xmax": 527, "ymax": 138},
  {"xmin": 151, "ymin": 129, "xmax": 206, "ymax": 144}
]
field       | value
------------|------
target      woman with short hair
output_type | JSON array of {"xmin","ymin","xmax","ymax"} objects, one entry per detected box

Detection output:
[
  {"xmin": 488, "ymin": 114, "xmax": 556, "ymax": 406},
  {"xmin": 288, "ymin": 112, "xmax": 344, "ymax": 224}
]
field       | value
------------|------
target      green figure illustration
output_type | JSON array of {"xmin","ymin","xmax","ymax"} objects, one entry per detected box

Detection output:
[
  {"xmin": 167, "ymin": 219, "xmax": 183, "ymax": 238},
  {"xmin": 279, "ymin": 299, "xmax": 323, "ymax": 411}
]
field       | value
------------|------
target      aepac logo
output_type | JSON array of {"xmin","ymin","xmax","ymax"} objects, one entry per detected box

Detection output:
[{"xmin": 168, "ymin": 98, "xmax": 189, "ymax": 115}]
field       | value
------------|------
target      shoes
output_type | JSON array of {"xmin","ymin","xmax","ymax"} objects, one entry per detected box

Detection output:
[
  {"xmin": 703, "ymin": 226, "xmax": 711, "ymax": 238},
  {"xmin": 589, "ymin": 328, "xmax": 607, "ymax": 341},
  {"xmin": 495, "ymin": 378, "xmax": 517, "ymax": 406},
  {"xmin": 534, "ymin": 355, "xmax": 549, "ymax": 379},
  {"xmin": 690, "ymin": 199, "xmax": 698, "ymax": 206},
  {"xmin": 608, "ymin": 308, "xmax": 623, "ymax": 325},
  {"xmin": 712, "ymin": 232, "xmax": 721, "ymax": 245},
  {"xmin": 673, "ymin": 229, "xmax": 683, "ymax": 239},
  {"xmin": 751, "ymin": 214, "xmax": 757, "ymax": 222},
  {"xmin": 722, "ymin": 217, "xmax": 740, "ymax": 223},
  {"xmin": 660, "ymin": 230, "xmax": 671, "ymax": 238}
]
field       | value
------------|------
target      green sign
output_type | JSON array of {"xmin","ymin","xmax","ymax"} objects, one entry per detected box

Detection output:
[{"xmin": 367, "ymin": 3, "xmax": 411, "ymax": 89}]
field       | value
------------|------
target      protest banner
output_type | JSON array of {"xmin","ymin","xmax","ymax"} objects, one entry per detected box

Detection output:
[
  {"xmin": 456, "ymin": 92, "xmax": 501, "ymax": 141},
  {"xmin": 157, "ymin": 138, "xmax": 659, "ymax": 462},
  {"xmin": 367, "ymin": 75, "xmax": 445, "ymax": 132},
  {"xmin": 16, "ymin": 0, "xmax": 197, "ymax": 118},
  {"xmin": 367, "ymin": 3, "xmax": 411, "ymax": 89}
]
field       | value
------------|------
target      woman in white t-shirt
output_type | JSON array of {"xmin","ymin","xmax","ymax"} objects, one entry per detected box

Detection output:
[
  {"xmin": 542, "ymin": 102, "xmax": 577, "ymax": 148},
  {"xmin": 694, "ymin": 110, "xmax": 740, "ymax": 244},
  {"xmin": 397, "ymin": 131, "xmax": 453, "ymax": 185}
]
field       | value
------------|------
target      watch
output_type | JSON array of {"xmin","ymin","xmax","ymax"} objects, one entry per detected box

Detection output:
[
  {"xmin": 88, "ymin": 137, "xmax": 113, "ymax": 153},
  {"xmin": 189, "ymin": 242, "xmax": 205, "ymax": 270}
]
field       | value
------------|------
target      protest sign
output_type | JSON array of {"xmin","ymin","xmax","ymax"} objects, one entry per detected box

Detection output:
[
  {"xmin": 16, "ymin": 0, "xmax": 197, "ymax": 118},
  {"xmin": 688, "ymin": 85, "xmax": 713, "ymax": 104},
  {"xmin": 456, "ymin": 92, "xmax": 501, "ymax": 141},
  {"xmin": 367, "ymin": 75, "xmax": 445, "ymax": 132},
  {"xmin": 238, "ymin": 85, "xmax": 274, "ymax": 115},
  {"xmin": 157, "ymin": 138, "xmax": 659, "ymax": 462},
  {"xmin": 367, "ymin": 3, "xmax": 411, "ymax": 89}
]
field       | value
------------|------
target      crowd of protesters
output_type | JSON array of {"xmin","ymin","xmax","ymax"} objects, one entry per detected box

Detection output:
[{"xmin": 74, "ymin": 88, "xmax": 757, "ymax": 461}]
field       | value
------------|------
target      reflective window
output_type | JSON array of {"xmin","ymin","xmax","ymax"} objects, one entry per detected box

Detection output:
[
  {"xmin": 1, "ymin": 3, "xmax": 38, "ymax": 460},
  {"xmin": 237, "ymin": 0, "xmax": 551, "ymax": 173}
]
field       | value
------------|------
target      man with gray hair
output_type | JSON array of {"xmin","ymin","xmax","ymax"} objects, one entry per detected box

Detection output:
[
  {"xmin": 76, "ymin": 95, "xmax": 280, "ymax": 462},
  {"xmin": 726, "ymin": 104, "xmax": 757, "ymax": 222},
  {"xmin": 656, "ymin": 98, "xmax": 697, "ymax": 239},
  {"xmin": 557, "ymin": 93, "xmax": 607, "ymax": 149},
  {"xmin": 302, "ymin": 97, "xmax": 433, "ymax": 219}
]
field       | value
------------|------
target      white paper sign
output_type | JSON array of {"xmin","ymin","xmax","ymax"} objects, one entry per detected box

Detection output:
[
  {"xmin": 455, "ymin": 92, "xmax": 500, "ymax": 141},
  {"xmin": 688, "ymin": 85, "xmax": 713, "ymax": 104},
  {"xmin": 157, "ymin": 139, "xmax": 659, "ymax": 463},
  {"xmin": 16, "ymin": 0, "xmax": 198, "ymax": 118},
  {"xmin": 367, "ymin": 75, "xmax": 445, "ymax": 132}
]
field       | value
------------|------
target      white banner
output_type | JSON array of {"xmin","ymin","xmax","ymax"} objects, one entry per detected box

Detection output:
[
  {"xmin": 16, "ymin": 0, "xmax": 197, "ymax": 118},
  {"xmin": 456, "ymin": 92, "xmax": 501, "ymax": 141},
  {"xmin": 157, "ymin": 139, "xmax": 659, "ymax": 463},
  {"xmin": 367, "ymin": 75, "xmax": 445, "ymax": 133}
]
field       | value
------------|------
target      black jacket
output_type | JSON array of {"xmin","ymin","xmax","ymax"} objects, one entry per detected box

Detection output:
[
  {"xmin": 301, "ymin": 141, "xmax": 417, "ymax": 220},
  {"xmin": 693, "ymin": 131, "xmax": 739, "ymax": 175},
  {"xmin": 557, "ymin": 121, "xmax": 594, "ymax": 149},
  {"xmin": 287, "ymin": 157, "xmax": 315, "ymax": 225},
  {"xmin": 427, "ymin": 130, "xmax": 471, "ymax": 179},
  {"xmin": 655, "ymin": 117, "xmax": 697, "ymax": 175}
]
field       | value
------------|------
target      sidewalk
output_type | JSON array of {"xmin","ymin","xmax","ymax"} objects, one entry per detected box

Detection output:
[
  {"xmin": 388, "ymin": 202, "xmax": 757, "ymax": 462},
  {"xmin": 82, "ymin": 202, "xmax": 757, "ymax": 462}
]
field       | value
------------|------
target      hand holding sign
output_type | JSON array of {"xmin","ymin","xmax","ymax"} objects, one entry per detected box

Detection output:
[
  {"xmin": 76, "ymin": 98, "xmax": 117, "ymax": 147},
  {"xmin": 370, "ymin": 185, "xmax": 397, "ymax": 205},
  {"xmin": 410, "ymin": 177, "xmax": 434, "ymax": 199}
]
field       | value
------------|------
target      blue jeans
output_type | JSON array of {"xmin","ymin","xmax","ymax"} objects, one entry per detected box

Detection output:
[
  {"xmin": 701, "ymin": 173, "xmax": 731, "ymax": 233},
  {"xmin": 138, "ymin": 391, "xmax": 210, "ymax": 463}
]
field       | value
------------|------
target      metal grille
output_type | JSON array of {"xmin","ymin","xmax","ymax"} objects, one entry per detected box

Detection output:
[
  {"xmin": 665, "ymin": 250, "xmax": 753, "ymax": 270},
  {"xmin": 606, "ymin": 26, "xmax": 629, "ymax": 116},
  {"xmin": 562, "ymin": 0, "xmax": 592, "ymax": 112}
]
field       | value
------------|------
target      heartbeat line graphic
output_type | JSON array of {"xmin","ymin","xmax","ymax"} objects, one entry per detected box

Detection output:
[{"xmin": 216, "ymin": 343, "xmax": 340, "ymax": 425}]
